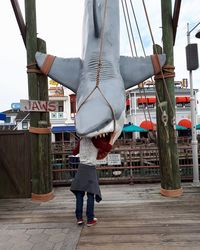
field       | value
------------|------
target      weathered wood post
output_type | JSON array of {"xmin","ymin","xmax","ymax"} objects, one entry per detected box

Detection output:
[
  {"xmin": 154, "ymin": 0, "xmax": 182, "ymax": 197},
  {"xmin": 24, "ymin": 0, "xmax": 53, "ymax": 201}
]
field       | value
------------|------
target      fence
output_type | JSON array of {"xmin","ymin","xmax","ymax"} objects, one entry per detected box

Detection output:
[
  {"xmin": 51, "ymin": 139, "xmax": 199, "ymax": 185},
  {"xmin": 0, "ymin": 131, "xmax": 31, "ymax": 198}
]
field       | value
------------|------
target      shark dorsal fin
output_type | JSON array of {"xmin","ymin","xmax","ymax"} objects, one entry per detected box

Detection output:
[{"xmin": 93, "ymin": 0, "xmax": 101, "ymax": 38}]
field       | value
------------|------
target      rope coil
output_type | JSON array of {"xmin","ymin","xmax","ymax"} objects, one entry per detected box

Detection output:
[
  {"xmin": 27, "ymin": 63, "xmax": 42, "ymax": 74},
  {"xmin": 155, "ymin": 64, "xmax": 175, "ymax": 80},
  {"xmin": 29, "ymin": 127, "xmax": 51, "ymax": 134}
]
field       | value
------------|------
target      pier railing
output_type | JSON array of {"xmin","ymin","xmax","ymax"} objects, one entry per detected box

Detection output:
[{"xmin": 51, "ymin": 138, "xmax": 199, "ymax": 185}]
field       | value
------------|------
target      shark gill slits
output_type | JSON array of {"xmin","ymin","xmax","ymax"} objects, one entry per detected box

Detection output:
[{"xmin": 87, "ymin": 54, "xmax": 115, "ymax": 81}]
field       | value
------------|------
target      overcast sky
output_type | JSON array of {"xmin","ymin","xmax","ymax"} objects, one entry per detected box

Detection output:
[{"xmin": 1, "ymin": 0, "xmax": 200, "ymax": 113}]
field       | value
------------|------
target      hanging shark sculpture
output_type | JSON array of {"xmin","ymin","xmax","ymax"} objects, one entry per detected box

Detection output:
[{"xmin": 35, "ymin": 0, "xmax": 166, "ymax": 158}]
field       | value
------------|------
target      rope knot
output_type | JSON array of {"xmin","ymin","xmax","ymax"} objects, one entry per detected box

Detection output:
[{"xmin": 155, "ymin": 64, "xmax": 175, "ymax": 80}]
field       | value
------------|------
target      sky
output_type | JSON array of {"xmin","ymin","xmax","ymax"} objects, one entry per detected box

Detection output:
[{"xmin": 1, "ymin": 0, "xmax": 200, "ymax": 113}]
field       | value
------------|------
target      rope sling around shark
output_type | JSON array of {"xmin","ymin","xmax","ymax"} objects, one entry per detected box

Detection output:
[{"xmin": 35, "ymin": 0, "xmax": 166, "ymax": 159}]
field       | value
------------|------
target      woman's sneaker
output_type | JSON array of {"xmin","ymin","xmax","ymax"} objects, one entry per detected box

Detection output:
[
  {"xmin": 77, "ymin": 219, "xmax": 84, "ymax": 225},
  {"xmin": 87, "ymin": 218, "xmax": 98, "ymax": 227}
]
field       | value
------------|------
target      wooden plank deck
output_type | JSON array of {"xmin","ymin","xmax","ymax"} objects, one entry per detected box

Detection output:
[
  {"xmin": 77, "ymin": 183, "xmax": 200, "ymax": 250},
  {"xmin": 0, "ymin": 183, "xmax": 200, "ymax": 250}
]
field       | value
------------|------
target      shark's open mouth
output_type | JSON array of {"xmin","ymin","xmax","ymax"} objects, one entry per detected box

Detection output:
[
  {"xmin": 72, "ymin": 132, "xmax": 114, "ymax": 160},
  {"xmin": 91, "ymin": 132, "xmax": 113, "ymax": 160},
  {"xmin": 73, "ymin": 112, "xmax": 125, "ymax": 160}
]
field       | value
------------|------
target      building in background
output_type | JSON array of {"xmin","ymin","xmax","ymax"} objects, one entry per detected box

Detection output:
[
  {"xmin": 125, "ymin": 80, "xmax": 198, "ymax": 138},
  {"xmin": 15, "ymin": 111, "xmax": 30, "ymax": 130},
  {"xmin": 1, "ymin": 79, "xmax": 199, "ymax": 141},
  {"xmin": 0, "ymin": 80, "xmax": 77, "ymax": 144},
  {"xmin": 0, "ymin": 103, "xmax": 21, "ymax": 130},
  {"xmin": 48, "ymin": 80, "xmax": 76, "ymax": 143}
]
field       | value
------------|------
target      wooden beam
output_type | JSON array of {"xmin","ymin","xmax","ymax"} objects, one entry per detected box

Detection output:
[
  {"xmin": 157, "ymin": 0, "xmax": 182, "ymax": 196},
  {"xmin": 172, "ymin": 0, "xmax": 182, "ymax": 45},
  {"xmin": 10, "ymin": 0, "xmax": 26, "ymax": 47},
  {"xmin": 24, "ymin": 0, "xmax": 53, "ymax": 199}
]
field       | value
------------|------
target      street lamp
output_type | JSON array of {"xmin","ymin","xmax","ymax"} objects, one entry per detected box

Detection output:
[{"xmin": 186, "ymin": 22, "xmax": 200, "ymax": 186}]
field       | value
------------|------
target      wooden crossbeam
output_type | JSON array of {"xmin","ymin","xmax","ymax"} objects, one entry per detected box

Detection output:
[
  {"xmin": 10, "ymin": 0, "xmax": 26, "ymax": 47},
  {"xmin": 172, "ymin": 0, "xmax": 182, "ymax": 45}
]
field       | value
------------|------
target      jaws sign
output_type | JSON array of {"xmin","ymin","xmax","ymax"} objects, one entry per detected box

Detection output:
[{"xmin": 20, "ymin": 99, "xmax": 58, "ymax": 112}]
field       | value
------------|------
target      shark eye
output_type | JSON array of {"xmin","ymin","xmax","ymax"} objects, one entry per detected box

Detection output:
[{"xmin": 104, "ymin": 120, "xmax": 110, "ymax": 126}]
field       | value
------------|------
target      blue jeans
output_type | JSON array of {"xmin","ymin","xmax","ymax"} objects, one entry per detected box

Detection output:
[{"xmin": 75, "ymin": 191, "xmax": 94, "ymax": 222}]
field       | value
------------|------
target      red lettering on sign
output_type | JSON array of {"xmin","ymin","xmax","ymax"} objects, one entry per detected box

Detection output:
[
  {"xmin": 20, "ymin": 99, "xmax": 58, "ymax": 112},
  {"xmin": 32, "ymin": 101, "xmax": 40, "ymax": 110},
  {"xmin": 38, "ymin": 101, "xmax": 48, "ymax": 111},
  {"xmin": 48, "ymin": 102, "xmax": 57, "ymax": 111}
]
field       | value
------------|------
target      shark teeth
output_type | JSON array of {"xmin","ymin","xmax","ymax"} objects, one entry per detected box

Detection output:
[{"xmin": 93, "ymin": 132, "xmax": 110, "ymax": 139}]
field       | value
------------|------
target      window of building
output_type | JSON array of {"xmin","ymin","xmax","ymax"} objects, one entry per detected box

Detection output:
[
  {"xmin": 70, "ymin": 94, "xmax": 76, "ymax": 116},
  {"xmin": 138, "ymin": 103, "xmax": 146, "ymax": 109},
  {"xmin": 51, "ymin": 112, "xmax": 57, "ymax": 118},
  {"xmin": 58, "ymin": 113, "xmax": 64, "ymax": 118},
  {"xmin": 5, "ymin": 117, "xmax": 11, "ymax": 123},
  {"xmin": 22, "ymin": 121, "xmax": 28, "ymax": 130},
  {"xmin": 58, "ymin": 101, "xmax": 64, "ymax": 112},
  {"xmin": 137, "ymin": 97, "xmax": 156, "ymax": 109},
  {"xmin": 147, "ymin": 103, "xmax": 155, "ymax": 108},
  {"xmin": 55, "ymin": 132, "xmax": 70, "ymax": 142}
]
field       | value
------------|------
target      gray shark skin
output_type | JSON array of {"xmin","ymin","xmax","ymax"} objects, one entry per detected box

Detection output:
[{"xmin": 35, "ymin": 0, "xmax": 166, "ymax": 145}]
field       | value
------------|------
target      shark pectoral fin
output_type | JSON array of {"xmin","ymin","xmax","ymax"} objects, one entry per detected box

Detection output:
[
  {"xmin": 35, "ymin": 52, "xmax": 82, "ymax": 93},
  {"xmin": 120, "ymin": 54, "xmax": 166, "ymax": 90}
]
